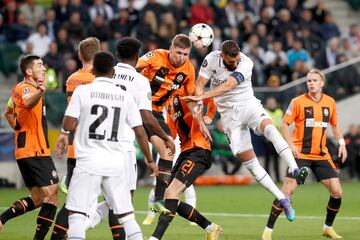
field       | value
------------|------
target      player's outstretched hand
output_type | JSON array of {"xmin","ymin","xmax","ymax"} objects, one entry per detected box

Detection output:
[
  {"xmin": 338, "ymin": 145, "xmax": 347, "ymax": 163},
  {"xmin": 199, "ymin": 121, "xmax": 212, "ymax": 142},
  {"xmin": 147, "ymin": 162, "xmax": 159, "ymax": 176},
  {"xmin": 55, "ymin": 133, "xmax": 68, "ymax": 159},
  {"xmin": 290, "ymin": 143, "xmax": 299, "ymax": 158},
  {"xmin": 164, "ymin": 138, "xmax": 175, "ymax": 156},
  {"xmin": 38, "ymin": 77, "xmax": 46, "ymax": 93},
  {"xmin": 182, "ymin": 95, "xmax": 202, "ymax": 102}
]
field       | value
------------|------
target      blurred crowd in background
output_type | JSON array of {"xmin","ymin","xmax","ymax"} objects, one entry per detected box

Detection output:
[{"xmin": 0, "ymin": 0, "xmax": 359, "ymax": 90}]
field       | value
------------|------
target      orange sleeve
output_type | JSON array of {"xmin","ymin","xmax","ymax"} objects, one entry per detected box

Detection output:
[
  {"xmin": 283, "ymin": 99, "xmax": 298, "ymax": 125},
  {"xmin": 204, "ymin": 98, "xmax": 217, "ymax": 120}
]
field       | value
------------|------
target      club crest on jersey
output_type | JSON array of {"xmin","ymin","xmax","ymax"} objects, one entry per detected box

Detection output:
[
  {"xmin": 174, "ymin": 73, "xmax": 185, "ymax": 83},
  {"xmin": 202, "ymin": 59, "xmax": 208, "ymax": 68},
  {"xmin": 23, "ymin": 87, "xmax": 31, "ymax": 94},
  {"xmin": 146, "ymin": 51, "xmax": 155, "ymax": 58},
  {"xmin": 323, "ymin": 108, "xmax": 329, "ymax": 116}
]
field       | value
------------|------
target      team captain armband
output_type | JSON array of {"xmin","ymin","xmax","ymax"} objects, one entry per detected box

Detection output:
[{"xmin": 230, "ymin": 71, "xmax": 245, "ymax": 84}]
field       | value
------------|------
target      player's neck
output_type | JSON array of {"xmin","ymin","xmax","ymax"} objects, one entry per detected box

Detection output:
[
  {"xmin": 82, "ymin": 62, "xmax": 93, "ymax": 70},
  {"xmin": 308, "ymin": 92, "xmax": 322, "ymax": 102},
  {"xmin": 24, "ymin": 77, "xmax": 37, "ymax": 86}
]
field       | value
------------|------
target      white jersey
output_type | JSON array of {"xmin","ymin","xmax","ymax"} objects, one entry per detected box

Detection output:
[
  {"xmin": 113, "ymin": 62, "xmax": 152, "ymax": 151},
  {"xmin": 65, "ymin": 77, "xmax": 142, "ymax": 176},
  {"xmin": 199, "ymin": 51, "xmax": 254, "ymax": 112}
]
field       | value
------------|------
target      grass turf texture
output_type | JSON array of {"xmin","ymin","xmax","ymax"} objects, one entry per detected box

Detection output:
[{"xmin": 0, "ymin": 182, "xmax": 359, "ymax": 239}]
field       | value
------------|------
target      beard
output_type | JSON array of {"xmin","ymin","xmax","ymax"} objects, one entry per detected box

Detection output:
[{"xmin": 223, "ymin": 61, "xmax": 237, "ymax": 71}]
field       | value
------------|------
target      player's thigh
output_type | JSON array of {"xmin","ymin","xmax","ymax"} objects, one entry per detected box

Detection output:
[
  {"xmin": 222, "ymin": 123, "xmax": 253, "ymax": 156},
  {"xmin": 102, "ymin": 174, "xmax": 133, "ymax": 215},
  {"xmin": 125, "ymin": 151, "xmax": 137, "ymax": 191},
  {"xmin": 173, "ymin": 148, "xmax": 212, "ymax": 188},
  {"xmin": 311, "ymin": 159, "xmax": 338, "ymax": 182},
  {"xmin": 245, "ymin": 99, "xmax": 271, "ymax": 134},
  {"xmin": 66, "ymin": 168, "xmax": 102, "ymax": 214},
  {"xmin": 150, "ymin": 135, "xmax": 173, "ymax": 160},
  {"xmin": 17, "ymin": 156, "xmax": 59, "ymax": 188}
]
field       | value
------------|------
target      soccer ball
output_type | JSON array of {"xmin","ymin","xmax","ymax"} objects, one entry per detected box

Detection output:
[{"xmin": 189, "ymin": 23, "xmax": 214, "ymax": 48}]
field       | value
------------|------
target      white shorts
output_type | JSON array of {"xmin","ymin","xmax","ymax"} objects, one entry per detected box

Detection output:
[
  {"xmin": 220, "ymin": 98, "xmax": 270, "ymax": 155},
  {"xmin": 125, "ymin": 150, "xmax": 137, "ymax": 190},
  {"xmin": 66, "ymin": 167, "xmax": 133, "ymax": 215}
]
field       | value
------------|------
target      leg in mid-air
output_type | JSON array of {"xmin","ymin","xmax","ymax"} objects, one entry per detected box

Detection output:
[
  {"xmin": 149, "ymin": 149, "xmax": 222, "ymax": 240},
  {"xmin": 259, "ymin": 119, "xmax": 309, "ymax": 184},
  {"xmin": 262, "ymin": 176, "xmax": 298, "ymax": 240}
]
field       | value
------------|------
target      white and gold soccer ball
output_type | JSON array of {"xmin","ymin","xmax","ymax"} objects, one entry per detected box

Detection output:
[{"xmin": 189, "ymin": 23, "xmax": 214, "ymax": 48}]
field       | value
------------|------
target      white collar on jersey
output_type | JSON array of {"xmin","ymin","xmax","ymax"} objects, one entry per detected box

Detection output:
[
  {"xmin": 116, "ymin": 62, "xmax": 136, "ymax": 71},
  {"xmin": 94, "ymin": 77, "xmax": 116, "ymax": 85}
]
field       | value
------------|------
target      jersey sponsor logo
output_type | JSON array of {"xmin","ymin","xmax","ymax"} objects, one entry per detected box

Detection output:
[
  {"xmin": 202, "ymin": 59, "xmax": 208, "ymax": 68},
  {"xmin": 305, "ymin": 118, "xmax": 328, "ymax": 128},
  {"xmin": 23, "ymin": 87, "xmax": 31, "ymax": 94}
]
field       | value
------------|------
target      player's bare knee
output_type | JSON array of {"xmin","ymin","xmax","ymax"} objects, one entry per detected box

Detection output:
[
  {"xmin": 237, "ymin": 149, "xmax": 255, "ymax": 162},
  {"xmin": 330, "ymin": 189, "xmax": 343, "ymax": 199},
  {"xmin": 259, "ymin": 118, "xmax": 273, "ymax": 134},
  {"xmin": 41, "ymin": 184, "xmax": 58, "ymax": 205},
  {"xmin": 164, "ymin": 186, "xmax": 181, "ymax": 199}
]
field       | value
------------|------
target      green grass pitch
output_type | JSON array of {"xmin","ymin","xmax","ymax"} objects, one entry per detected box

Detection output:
[{"xmin": 0, "ymin": 182, "xmax": 359, "ymax": 239}]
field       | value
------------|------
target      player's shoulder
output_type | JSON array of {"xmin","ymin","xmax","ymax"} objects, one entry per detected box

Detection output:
[
  {"xmin": 322, "ymin": 93, "xmax": 336, "ymax": 104},
  {"xmin": 13, "ymin": 82, "xmax": 36, "ymax": 95},
  {"xmin": 202, "ymin": 51, "xmax": 221, "ymax": 68},
  {"xmin": 142, "ymin": 49, "xmax": 167, "ymax": 61},
  {"xmin": 291, "ymin": 93, "xmax": 307, "ymax": 103}
]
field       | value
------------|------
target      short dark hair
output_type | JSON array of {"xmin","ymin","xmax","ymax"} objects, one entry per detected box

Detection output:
[
  {"xmin": 172, "ymin": 34, "xmax": 191, "ymax": 49},
  {"xmin": 115, "ymin": 37, "xmax": 141, "ymax": 61},
  {"xmin": 221, "ymin": 40, "xmax": 240, "ymax": 57},
  {"xmin": 93, "ymin": 51, "xmax": 115, "ymax": 76},
  {"xmin": 20, "ymin": 54, "xmax": 41, "ymax": 76}
]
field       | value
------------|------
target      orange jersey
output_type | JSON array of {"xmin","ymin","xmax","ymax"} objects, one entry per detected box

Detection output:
[
  {"xmin": 12, "ymin": 82, "xmax": 50, "ymax": 159},
  {"xmin": 136, "ymin": 49, "xmax": 195, "ymax": 112},
  {"xmin": 166, "ymin": 93, "xmax": 213, "ymax": 152},
  {"xmin": 66, "ymin": 68, "xmax": 95, "ymax": 158},
  {"xmin": 283, "ymin": 93, "xmax": 337, "ymax": 161}
]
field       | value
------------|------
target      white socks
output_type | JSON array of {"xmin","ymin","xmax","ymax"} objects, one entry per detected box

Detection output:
[
  {"xmin": 119, "ymin": 213, "xmax": 143, "ymax": 240},
  {"xmin": 147, "ymin": 188, "xmax": 156, "ymax": 217},
  {"xmin": 68, "ymin": 213, "xmax": 87, "ymax": 240},
  {"xmin": 264, "ymin": 124, "xmax": 298, "ymax": 172},
  {"xmin": 85, "ymin": 201, "xmax": 109, "ymax": 230},
  {"xmin": 184, "ymin": 185, "xmax": 196, "ymax": 208},
  {"xmin": 244, "ymin": 158, "xmax": 285, "ymax": 200}
]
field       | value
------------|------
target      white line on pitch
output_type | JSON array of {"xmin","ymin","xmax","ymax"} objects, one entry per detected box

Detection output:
[{"xmin": 0, "ymin": 207, "xmax": 359, "ymax": 221}]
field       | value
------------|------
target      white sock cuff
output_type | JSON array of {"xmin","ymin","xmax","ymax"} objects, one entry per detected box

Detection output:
[
  {"xmin": 118, "ymin": 213, "xmax": 136, "ymax": 224},
  {"xmin": 68, "ymin": 213, "xmax": 87, "ymax": 240}
]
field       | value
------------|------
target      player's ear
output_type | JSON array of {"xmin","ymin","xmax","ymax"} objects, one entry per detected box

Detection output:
[{"xmin": 25, "ymin": 68, "xmax": 32, "ymax": 77}]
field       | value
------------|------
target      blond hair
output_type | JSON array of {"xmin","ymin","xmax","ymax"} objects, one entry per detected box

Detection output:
[
  {"xmin": 78, "ymin": 37, "xmax": 100, "ymax": 62},
  {"xmin": 307, "ymin": 69, "xmax": 326, "ymax": 81}
]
